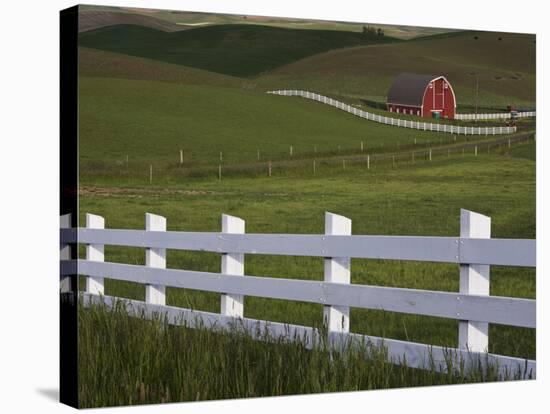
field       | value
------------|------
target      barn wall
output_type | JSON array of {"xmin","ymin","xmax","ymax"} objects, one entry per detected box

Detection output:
[
  {"xmin": 421, "ymin": 78, "xmax": 455, "ymax": 119},
  {"xmin": 387, "ymin": 104, "xmax": 421, "ymax": 116}
]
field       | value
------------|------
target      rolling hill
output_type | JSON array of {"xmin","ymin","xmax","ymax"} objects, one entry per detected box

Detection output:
[
  {"xmin": 79, "ymin": 47, "xmax": 242, "ymax": 88},
  {"xmin": 78, "ymin": 23, "xmax": 534, "ymax": 108},
  {"xmin": 78, "ymin": 77, "xmax": 444, "ymax": 171},
  {"xmin": 78, "ymin": 10, "xmax": 189, "ymax": 33},
  {"xmin": 255, "ymin": 31, "xmax": 535, "ymax": 107},
  {"xmin": 79, "ymin": 4, "xmax": 458, "ymax": 39},
  {"xmin": 78, "ymin": 24, "xmax": 398, "ymax": 77}
]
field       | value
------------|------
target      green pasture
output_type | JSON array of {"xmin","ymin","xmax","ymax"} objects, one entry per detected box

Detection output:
[
  {"xmin": 79, "ymin": 296, "xmax": 525, "ymax": 408},
  {"xmin": 78, "ymin": 25, "xmax": 535, "ymax": 110},
  {"xmin": 256, "ymin": 31, "xmax": 535, "ymax": 108},
  {"xmin": 79, "ymin": 77, "xmax": 452, "ymax": 177},
  {"xmin": 79, "ymin": 5, "xmax": 455, "ymax": 39},
  {"xmin": 506, "ymin": 140, "xmax": 536, "ymax": 160},
  {"xmin": 78, "ymin": 24, "xmax": 396, "ymax": 77},
  {"xmin": 79, "ymin": 154, "xmax": 536, "ymax": 364}
]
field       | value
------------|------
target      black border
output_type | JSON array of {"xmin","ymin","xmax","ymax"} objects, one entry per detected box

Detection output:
[{"xmin": 60, "ymin": 4, "xmax": 79, "ymax": 408}]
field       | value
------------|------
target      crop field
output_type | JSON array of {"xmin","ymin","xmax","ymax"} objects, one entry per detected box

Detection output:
[
  {"xmin": 74, "ymin": 15, "xmax": 536, "ymax": 407},
  {"xmin": 79, "ymin": 4, "xmax": 457, "ymax": 39}
]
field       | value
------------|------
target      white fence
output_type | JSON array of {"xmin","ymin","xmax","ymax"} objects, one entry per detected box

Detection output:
[
  {"xmin": 267, "ymin": 90, "xmax": 517, "ymax": 136},
  {"xmin": 456, "ymin": 111, "xmax": 536, "ymax": 121},
  {"xmin": 60, "ymin": 209, "xmax": 536, "ymax": 377}
]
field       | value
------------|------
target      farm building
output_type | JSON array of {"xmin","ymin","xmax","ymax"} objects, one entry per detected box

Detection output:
[{"xmin": 387, "ymin": 73, "xmax": 456, "ymax": 119}]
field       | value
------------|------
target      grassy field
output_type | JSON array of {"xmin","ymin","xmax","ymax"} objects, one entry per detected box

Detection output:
[
  {"xmin": 79, "ymin": 77, "xmax": 455, "ymax": 176},
  {"xmin": 78, "ymin": 152, "xmax": 536, "ymax": 406},
  {"xmin": 79, "ymin": 26, "xmax": 535, "ymax": 110},
  {"xmin": 79, "ymin": 153, "xmax": 536, "ymax": 354},
  {"xmin": 78, "ymin": 24, "xmax": 396, "ymax": 77},
  {"xmin": 255, "ymin": 31, "xmax": 535, "ymax": 108},
  {"xmin": 506, "ymin": 140, "xmax": 536, "ymax": 160},
  {"xmin": 79, "ymin": 4, "xmax": 457, "ymax": 39},
  {"xmin": 79, "ymin": 297, "xmax": 523, "ymax": 408}
]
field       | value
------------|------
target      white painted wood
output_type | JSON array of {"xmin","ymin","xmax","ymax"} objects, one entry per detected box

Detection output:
[
  {"xmin": 83, "ymin": 293, "xmax": 536, "ymax": 378},
  {"xmin": 60, "ymin": 213, "xmax": 72, "ymax": 293},
  {"xmin": 145, "ymin": 213, "xmax": 166, "ymax": 305},
  {"xmin": 221, "ymin": 214, "xmax": 245, "ymax": 317},
  {"xmin": 323, "ymin": 213, "xmax": 351, "ymax": 333},
  {"xmin": 72, "ymin": 259, "xmax": 535, "ymax": 328},
  {"xmin": 85, "ymin": 213, "xmax": 104, "ymax": 295},
  {"xmin": 73, "ymin": 228, "xmax": 535, "ymax": 267},
  {"xmin": 267, "ymin": 90, "xmax": 516, "ymax": 135},
  {"xmin": 459, "ymin": 209, "xmax": 491, "ymax": 352}
]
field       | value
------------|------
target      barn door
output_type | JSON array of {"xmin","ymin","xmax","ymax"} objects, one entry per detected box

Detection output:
[{"xmin": 434, "ymin": 79, "xmax": 444, "ymax": 112}]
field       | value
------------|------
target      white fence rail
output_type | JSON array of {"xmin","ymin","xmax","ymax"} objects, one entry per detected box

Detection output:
[
  {"xmin": 60, "ymin": 209, "xmax": 536, "ymax": 377},
  {"xmin": 456, "ymin": 111, "xmax": 536, "ymax": 121},
  {"xmin": 267, "ymin": 90, "xmax": 518, "ymax": 135}
]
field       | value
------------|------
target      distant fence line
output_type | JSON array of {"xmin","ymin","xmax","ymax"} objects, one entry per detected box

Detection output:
[
  {"xmin": 455, "ymin": 111, "xmax": 536, "ymax": 121},
  {"xmin": 61, "ymin": 209, "xmax": 536, "ymax": 377},
  {"xmin": 267, "ymin": 90, "xmax": 517, "ymax": 136}
]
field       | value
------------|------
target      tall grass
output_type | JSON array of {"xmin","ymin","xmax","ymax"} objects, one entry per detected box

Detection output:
[{"xmin": 78, "ymin": 298, "xmax": 528, "ymax": 408}]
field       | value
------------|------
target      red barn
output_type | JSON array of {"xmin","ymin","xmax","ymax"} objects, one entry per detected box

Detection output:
[{"xmin": 386, "ymin": 73, "xmax": 456, "ymax": 119}]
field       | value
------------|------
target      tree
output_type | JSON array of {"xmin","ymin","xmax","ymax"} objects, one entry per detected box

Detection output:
[{"xmin": 362, "ymin": 25, "xmax": 376, "ymax": 37}]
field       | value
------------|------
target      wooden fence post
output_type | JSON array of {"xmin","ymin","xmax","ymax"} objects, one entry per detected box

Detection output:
[
  {"xmin": 268, "ymin": 161, "xmax": 272, "ymax": 177},
  {"xmin": 149, "ymin": 165, "xmax": 152, "ymax": 184},
  {"xmin": 85, "ymin": 213, "xmax": 104, "ymax": 295},
  {"xmin": 221, "ymin": 214, "xmax": 245, "ymax": 318},
  {"xmin": 60, "ymin": 213, "xmax": 73, "ymax": 293},
  {"xmin": 475, "ymin": 145, "xmax": 478, "ymax": 156},
  {"xmin": 429, "ymin": 148, "xmax": 432, "ymax": 161},
  {"xmin": 459, "ymin": 209, "xmax": 491, "ymax": 352},
  {"xmin": 367, "ymin": 154, "xmax": 370, "ymax": 170},
  {"xmin": 180, "ymin": 149, "xmax": 183, "ymax": 164},
  {"xmin": 145, "ymin": 213, "xmax": 166, "ymax": 305},
  {"xmin": 313, "ymin": 159, "xmax": 316, "ymax": 175},
  {"xmin": 324, "ymin": 212, "xmax": 351, "ymax": 334}
]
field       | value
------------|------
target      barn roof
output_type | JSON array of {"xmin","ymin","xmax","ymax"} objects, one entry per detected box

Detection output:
[{"xmin": 387, "ymin": 73, "xmax": 442, "ymax": 107}]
